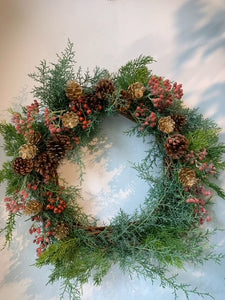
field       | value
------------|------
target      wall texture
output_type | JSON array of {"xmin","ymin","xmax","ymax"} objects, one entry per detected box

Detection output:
[{"xmin": 0, "ymin": 0, "xmax": 225, "ymax": 299}]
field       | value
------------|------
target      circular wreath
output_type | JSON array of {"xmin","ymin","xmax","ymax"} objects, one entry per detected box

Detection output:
[{"xmin": 1, "ymin": 41, "xmax": 225, "ymax": 299}]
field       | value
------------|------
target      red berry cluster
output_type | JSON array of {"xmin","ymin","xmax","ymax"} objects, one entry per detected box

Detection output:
[
  {"xmin": 149, "ymin": 76, "xmax": 183, "ymax": 111},
  {"xmin": 4, "ymin": 189, "xmax": 29, "ymax": 214},
  {"xmin": 44, "ymin": 108, "xmax": 62, "ymax": 134},
  {"xmin": 44, "ymin": 191, "xmax": 67, "ymax": 214},
  {"xmin": 184, "ymin": 149, "xmax": 207, "ymax": 165},
  {"xmin": 12, "ymin": 100, "xmax": 39, "ymax": 134},
  {"xmin": 134, "ymin": 103, "xmax": 157, "ymax": 131},
  {"xmin": 186, "ymin": 185, "xmax": 213, "ymax": 224},
  {"xmin": 70, "ymin": 97, "xmax": 101, "ymax": 130},
  {"xmin": 29, "ymin": 218, "xmax": 54, "ymax": 256}
]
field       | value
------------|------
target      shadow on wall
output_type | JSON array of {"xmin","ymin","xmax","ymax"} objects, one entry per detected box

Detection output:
[{"xmin": 175, "ymin": 0, "xmax": 225, "ymax": 67}]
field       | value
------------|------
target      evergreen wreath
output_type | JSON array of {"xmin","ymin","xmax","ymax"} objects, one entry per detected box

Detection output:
[{"xmin": 1, "ymin": 41, "xmax": 225, "ymax": 299}]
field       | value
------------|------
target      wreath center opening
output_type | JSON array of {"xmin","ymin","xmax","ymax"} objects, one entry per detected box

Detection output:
[{"xmin": 58, "ymin": 115, "xmax": 157, "ymax": 225}]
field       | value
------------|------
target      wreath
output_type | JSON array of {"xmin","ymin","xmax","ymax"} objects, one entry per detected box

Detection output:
[{"xmin": 1, "ymin": 41, "xmax": 225, "ymax": 299}]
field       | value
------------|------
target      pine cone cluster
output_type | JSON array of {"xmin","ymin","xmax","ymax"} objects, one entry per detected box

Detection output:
[
  {"xmin": 158, "ymin": 116, "xmax": 175, "ymax": 134},
  {"xmin": 166, "ymin": 134, "xmax": 189, "ymax": 159},
  {"xmin": 128, "ymin": 82, "xmax": 145, "ymax": 100},
  {"xmin": 179, "ymin": 167, "xmax": 198, "ymax": 187},
  {"xmin": 13, "ymin": 157, "xmax": 33, "ymax": 175},
  {"xmin": 19, "ymin": 143, "xmax": 38, "ymax": 159},
  {"xmin": 66, "ymin": 80, "xmax": 83, "ymax": 101},
  {"xmin": 61, "ymin": 112, "xmax": 79, "ymax": 128},
  {"xmin": 54, "ymin": 222, "xmax": 69, "ymax": 240},
  {"xmin": 24, "ymin": 200, "xmax": 43, "ymax": 215},
  {"xmin": 171, "ymin": 115, "xmax": 187, "ymax": 132},
  {"xmin": 46, "ymin": 134, "xmax": 71, "ymax": 163},
  {"xmin": 95, "ymin": 79, "xmax": 115, "ymax": 100},
  {"xmin": 24, "ymin": 131, "xmax": 41, "ymax": 145}
]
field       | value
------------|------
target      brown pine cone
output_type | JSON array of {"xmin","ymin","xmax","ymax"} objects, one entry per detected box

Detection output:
[
  {"xmin": 166, "ymin": 134, "xmax": 189, "ymax": 159},
  {"xmin": 128, "ymin": 82, "xmax": 145, "ymax": 100},
  {"xmin": 24, "ymin": 131, "xmax": 41, "ymax": 145},
  {"xmin": 179, "ymin": 167, "xmax": 198, "ymax": 187},
  {"xmin": 171, "ymin": 115, "xmax": 187, "ymax": 132},
  {"xmin": 34, "ymin": 152, "xmax": 58, "ymax": 178},
  {"xmin": 66, "ymin": 80, "xmax": 83, "ymax": 101},
  {"xmin": 24, "ymin": 200, "xmax": 43, "ymax": 215},
  {"xmin": 54, "ymin": 223, "xmax": 69, "ymax": 240},
  {"xmin": 83, "ymin": 93, "xmax": 103, "ymax": 111},
  {"xmin": 95, "ymin": 79, "xmax": 115, "ymax": 100},
  {"xmin": 13, "ymin": 157, "xmax": 33, "ymax": 175},
  {"xmin": 46, "ymin": 134, "xmax": 71, "ymax": 163}
]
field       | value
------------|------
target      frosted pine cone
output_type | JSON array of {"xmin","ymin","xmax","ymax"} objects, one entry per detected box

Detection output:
[
  {"xmin": 54, "ymin": 223, "xmax": 69, "ymax": 240},
  {"xmin": 19, "ymin": 143, "xmax": 38, "ymax": 159},
  {"xmin": 62, "ymin": 112, "xmax": 79, "ymax": 128},
  {"xmin": 66, "ymin": 80, "xmax": 83, "ymax": 101},
  {"xmin": 128, "ymin": 82, "xmax": 145, "ymax": 100},
  {"xmin": 179, "ymin": 167, "xmax": 198, "ymax": 187},
  {"xmin": 158, "ymin": 116, "xmax": 175, "ymax": 134},
  {"xmin": 24, "ymin": 200, "xmax": 43, "ymax": 215}
]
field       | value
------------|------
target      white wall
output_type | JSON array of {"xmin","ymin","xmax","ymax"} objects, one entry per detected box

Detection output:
[{"xmin": 0, "ymin": 0, "xmax": 225, "ymax": 299}]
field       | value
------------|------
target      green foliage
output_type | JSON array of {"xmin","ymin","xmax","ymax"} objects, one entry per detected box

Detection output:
[
  {"xmin": 115, "ymin": 55, "xmax": 154, "ymax": 89},
  {"xmin": 0, "ymin": 122, "xmax": 25, "ymax": 157},
  {"xmin": 0, "ymin": 213, "xmax": 16, "ymax": 249},
  {"xmin": 187, "ymin": 128, "xmax": 220, "ymax": 152},
  {"xmin": 29, "ymin": 40, "xmax": 75, "ymax": 111}
]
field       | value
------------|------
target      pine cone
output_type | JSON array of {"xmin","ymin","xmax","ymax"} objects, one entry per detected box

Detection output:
[
  {"xmin": 158, "ymin": 116, "xmax": 175, "ymax": 134},
  {"xmin": 61, "ymin": 112, "xmax": 79, "ymax": 128},
  {"xmin": 34, "ymin": 152, "xmax": 58, "ymax": 178},
  {"xmin": 117, "ymin": 90, "xmax": 132, "ymax": 112},
  {"xmin": 13, "ymin": 157, "xmax": 33, "ymax": 175},
  {"xmin": 66, "ymin": 80, "xmax": 83, "ymax": 101},
  {"xmin": 24, "ymin": 131, "xmax": 41, "ymax": 145},
  {"xmin": 83, "ymin": 94, "xmax": 103, "ymax": 111},
  {"xmin": 179, "ymin": 167, "xmax": 198, "ymax": 187},
  {"xmin": 24, "ymin": 200, "xmax": 43, "ymax": 215},
  {"xmin": 46, "ymin": 134, "xmax": 71, "ymax": 163},
  {"xmin": 171, "ymin": 115, "xmax": 187, "ymax": 132},
  {"xmin": 128, "ymin": 82, "xmax": 145, "ymax": 100},
  {"xmin": 54, "ymin": 223, "xmax": 69, "ymax": 240},
  {"xmin": 95, "ymin": 79, "xmax": 115, "ymax": 100},
  {"xmin": 166, "ymin": 134, "xmax": 189, "ymax": 159},
  {"xmin": 19, "ymin": 143, "xmax": 38, "ymax": 159}
]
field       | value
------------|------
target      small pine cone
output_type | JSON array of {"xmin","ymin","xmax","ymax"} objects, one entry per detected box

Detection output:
[
  {"xmin": 24, "ymin": 131, "xmax": 41, "ymax": 145},
  {"xmin": 66, "ymin": 80, "xmax": 83, "ymax": 101},
  {"xmin": 158, "ymin": 116, "xmax": 175, "ymax": 134},
  {"xmin": 128, "ymin": 82, "xmax": 145, "ymax": 100},
  {"xmin": 83, "ymin": 94, "xmax": 103, "ymax": 111},
  {"xmin": 34, "ymin": 152, "xmax": 58, "ymax": 178},
  {"xmin": 24, "ymin": 200, "xmax": 43, "ymax": 215},
  {"xmin": 179, "ymin": 167, "xmax": 198, "ymax": 187},
  {"xmin": 54, "ymin": 223, "xmax": 69, "ymax": 240},
  {"xmin": 19, "ymin": 143, "xmax": 38, "ymax": 159},
  {"xmin": 46, "ymin": 134, "xmax": 71, "ymax": 163},
  {"xmin": 62, "ymin": 112, "xmax": 79, "ymax": 128},
  {"xmin": 95, "ymin": 79, "xmax": 115, "ymax": 100},
  {"xmin": 166, "ymin": 134, "xmax": 189, "ymax": 159},
  {"xmin": 171, "ymin": 115, "xmax": 187, "ymax": 131},
  {"xmin": 13, "ymin": 157, "xmax": 34, "ymax": 175}
]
